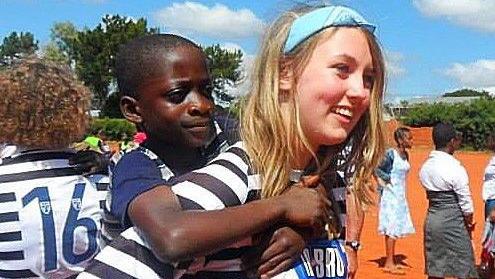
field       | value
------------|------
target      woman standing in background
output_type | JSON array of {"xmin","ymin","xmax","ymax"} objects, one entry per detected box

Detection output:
[{"xmin": 376, "ymin": 127, "xmax": 416, "ymax": 275}]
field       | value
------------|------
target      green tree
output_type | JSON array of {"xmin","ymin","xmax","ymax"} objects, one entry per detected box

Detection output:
[
  {"xmin": 203, "ymin": 44, "xmax": 243, "ymax": 107},
  {"xmin": 72, "ymin": 15, "xmax": 158, "ymax": 109},
  {"xmin": 101, "ymin": 92, "xmax": 123, "ymax": 118},
  {"xmin": 442, "ymin": 88, "xmax": 490, "ymax": 97},
  {"xmin": 41, "ymin": 42, "xmax": 70, "ymax": 65},
  {"xmin": 0, "ymin": 31, "xmax": 39, "ymax": 66},
  {"xmin": 402, "ymin": 97, "xmax": 495, "ymax": 150},
  {"xmin": 49, "ymin": 22, "xmax": 79, "ymax": 65}
]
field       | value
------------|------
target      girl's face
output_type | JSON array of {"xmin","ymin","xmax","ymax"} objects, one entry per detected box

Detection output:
[
  {"xmin": 292, "ymin": 28, "xmax": 374, "ymax": 150},
  {"xmin": 400, "ymin": 132, "xmax": 413, "ymax": 149}
]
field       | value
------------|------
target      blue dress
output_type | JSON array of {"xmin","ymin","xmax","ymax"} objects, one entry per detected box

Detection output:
[{"xmin": 378, "ymin": 149, "xmax": 415, "ymax": 238}]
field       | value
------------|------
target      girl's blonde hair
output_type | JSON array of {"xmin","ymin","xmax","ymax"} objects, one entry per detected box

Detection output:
[{"xmin": 240, "ymin": 5, "xmax": 386, "ymax": 205}]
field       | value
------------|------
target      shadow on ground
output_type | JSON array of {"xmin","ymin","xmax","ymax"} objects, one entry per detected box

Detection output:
[{"xmin": 368, "ymin": 254, "xmax": 412, "ymax": 268}]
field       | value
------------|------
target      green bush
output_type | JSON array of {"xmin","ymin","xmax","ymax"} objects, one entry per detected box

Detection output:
[
  {"xmin": 89, "ymin": 118, "xmax": 136, "ymax": 140},
  {"xmin": 402, "ymin": 98, "xmax": 495, "ymax": 150}
]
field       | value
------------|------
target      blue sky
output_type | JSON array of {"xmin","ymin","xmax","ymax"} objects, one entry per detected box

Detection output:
[{"xmin": 1, "ymin": 0, "xmax": 495, "ymax": 103}]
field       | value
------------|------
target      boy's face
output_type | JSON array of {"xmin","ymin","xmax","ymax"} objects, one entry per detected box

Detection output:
[{"xmin": 137, "ymin": 46, "xmax": 215, "ymax": 148}]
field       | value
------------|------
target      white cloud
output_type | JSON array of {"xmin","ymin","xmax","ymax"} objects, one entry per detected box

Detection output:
[
  {"xmin": 219, "ymin": 43, "xmax": 254, "ymax": 97},
  {"xmin": 153, "ymin": 1, "xmax": 264, "ymax": 39},
  {"xmin": 477, "ymin": 86, "xmax": 495, "ymax": 96},
  {"xmin": 444, "ymin": 59, "xmax": 495, "ymax": 88},
  {"xmin": 384, "ymin": 50, "xmax": 406, "ymax": 77},
  {"xmin": 413, "ymin": 0, "xmax": 495, "ymax": 32}
]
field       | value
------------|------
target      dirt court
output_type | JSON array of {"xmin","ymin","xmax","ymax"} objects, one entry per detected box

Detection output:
[{"xmin": 356, "ymin": 134, "xmax": 492, "ymax": 278}]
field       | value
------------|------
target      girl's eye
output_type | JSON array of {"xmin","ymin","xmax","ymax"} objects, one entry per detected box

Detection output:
[
  {"xmin": 363, "ymin": 74, "xmax": 375, "ymax": 90},
  {"xmin": 166, "ymin": 89, "xmax": 188, "ymax": 104},
  {"xmin": 335, "ymin": 64, "xmax": 350, "ymax": 73},
  {"xmin": 333, "ymin": 64, "xmax": 351, "ymax": 79}
]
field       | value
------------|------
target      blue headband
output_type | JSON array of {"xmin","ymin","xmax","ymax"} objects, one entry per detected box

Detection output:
[{"xmin": 284, "ymin": 6, "xmax": 376, "ymax": 54}]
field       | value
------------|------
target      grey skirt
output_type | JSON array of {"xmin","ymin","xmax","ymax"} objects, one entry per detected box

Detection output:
[{"xmin": 424, "ymin": 190, "xmax": 478, "ymax": 278}]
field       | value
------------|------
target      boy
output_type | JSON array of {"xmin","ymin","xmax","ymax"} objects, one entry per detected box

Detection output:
[
  {"xmin": 103, "ymin": 34, "xmax": 236, "ymax": 239},
  {"xmin": 0, "ymin": 58, "xmax": 107, "ymax": 277}
]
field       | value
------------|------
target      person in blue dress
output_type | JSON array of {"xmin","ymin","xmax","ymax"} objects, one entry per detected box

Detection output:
[{"xmin": 375, "ymin": 127, "xmax": 416, "ymax": 275}]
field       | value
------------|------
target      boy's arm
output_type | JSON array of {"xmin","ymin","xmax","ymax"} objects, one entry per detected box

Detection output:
[{"xmin": 128, "ymin": 180, "xmax": 330, "ymax": 263}]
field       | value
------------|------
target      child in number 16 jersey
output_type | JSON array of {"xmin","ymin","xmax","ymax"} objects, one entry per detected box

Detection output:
[{"xmin": 0, "ymin": 58, "xmax": 107, "ymax": 278}]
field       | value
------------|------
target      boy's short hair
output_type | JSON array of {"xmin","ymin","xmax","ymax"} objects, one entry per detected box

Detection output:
[
  {"xmin": 432, "ymin": 122, "xmax": 457, "ymax": 149},
  {"xmin": 0, "ymin": 57, "xmax": 90, "ymax": 149},
  {"xmin": 115, "ymin": 34, "xmax": 202, "ymax": 99}
]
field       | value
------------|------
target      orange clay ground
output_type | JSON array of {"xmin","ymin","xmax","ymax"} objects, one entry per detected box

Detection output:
[{"xmin": 357, "ymin": 122, "xmax": 492, "ymax": 278}]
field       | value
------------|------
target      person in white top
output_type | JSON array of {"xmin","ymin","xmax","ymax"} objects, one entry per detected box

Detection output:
[
  {"xmin": 482, "ymin": 133, "xmax": 495, "ymax": 218},
  {"xmin": 419, "ymin": 122, "xmax": 477, "ymax": 279},
  {"xmin": 479, "ymin": 133, "xmax": 495, "ymax": 277}
]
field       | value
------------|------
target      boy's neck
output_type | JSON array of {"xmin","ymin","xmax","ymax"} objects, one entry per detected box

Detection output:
[{"xmin": 143, "ymin": 139, "xmax": 207, "ymax": 175}]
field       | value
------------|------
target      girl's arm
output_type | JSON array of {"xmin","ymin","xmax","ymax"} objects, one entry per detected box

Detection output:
[{"xmin": 374, "ymin": 149, "xmax": 394, "ymax": 183}]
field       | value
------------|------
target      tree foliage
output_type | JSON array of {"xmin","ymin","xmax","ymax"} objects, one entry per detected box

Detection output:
[
  {"xmin": 41, "ymin": 42, "xmax": 70, "ymax": 65},
  {"xmin": 71, "ymin": 15, "xmax": 158, "ymax": 109},
  {"xmin": 0, "ymin": 31, "xmax": 39, "ymax": 66},
  {"xmin": 203, "ymin": 44, "xmax": 243, "ymax": 107},
  {"xmin": 49, "ymin": 22, "xmax": 79, "ymax": 65},
  {"xmin": 442, "ymin": 88, "xmax": 490, "ymax": 97},
  {"xmin": 402, "ymin": 97, "xmax": 495, "ymax": 150}
]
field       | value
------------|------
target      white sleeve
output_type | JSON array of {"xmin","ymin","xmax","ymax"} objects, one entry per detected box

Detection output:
[{"xmin": 452, "ymin": 166, "xmax": 474, "ymax": 214}]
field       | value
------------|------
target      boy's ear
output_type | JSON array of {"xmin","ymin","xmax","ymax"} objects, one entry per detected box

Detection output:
[
  {"xmin": 279, "ymin": 59, "xmax": 294, "ymax": 91},
  {"xmin": 120, "ymin": 96, "xmax": 142, "ymax": 124}
]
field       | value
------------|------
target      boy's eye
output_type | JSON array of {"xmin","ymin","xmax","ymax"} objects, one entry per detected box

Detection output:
[
  {"xmin": 203, "ymin": 85, "xmax": 214, "ymax": 100},
  {"xmin": 165, "ymin": 88, "xmax": 188, "ymax": 104}
]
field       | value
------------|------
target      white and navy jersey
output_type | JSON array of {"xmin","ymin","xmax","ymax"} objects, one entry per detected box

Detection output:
[
  {"xmin": 0, "ymin": 150, "xmax": 108, "ymax": 278},
  {"xmin": 272, "ymin": 239, "xmax": 347, "ymax": 279}
]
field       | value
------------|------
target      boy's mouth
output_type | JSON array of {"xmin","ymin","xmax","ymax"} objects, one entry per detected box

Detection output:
[{"xmin": 183, "ymin": 120, "xmax": 212, "ymax": 133}]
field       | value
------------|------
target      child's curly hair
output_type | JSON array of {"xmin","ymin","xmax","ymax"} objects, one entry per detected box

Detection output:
[{"xmin": 0, "ymin": 57, "xmax": 91, "ymax": 149}]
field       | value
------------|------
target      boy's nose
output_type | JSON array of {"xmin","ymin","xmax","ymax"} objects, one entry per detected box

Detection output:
[{"xmin": 188, "ymin": 92, "xmax": 214, "ymax": 116}]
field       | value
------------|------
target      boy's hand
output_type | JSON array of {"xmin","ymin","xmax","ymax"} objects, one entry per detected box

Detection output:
[
  {"xmin": 69, "ymin": 150, "xmax": 109, "ymax": 175},
  {"xmin": 276, "ymin": 175, "xmax": 332, "ymax": 232},
  {"xmin": 242, "ymin": 227, "xmax": 309, "ymax": 279},
  {"xmin": 257, "ymin": 227, "xmax": 307, "ymax": 279}
]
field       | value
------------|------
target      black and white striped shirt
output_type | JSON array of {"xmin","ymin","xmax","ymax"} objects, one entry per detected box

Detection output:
[{"xmin": 80, "ymin": 142, "xmax": 348, "ymax": 279}]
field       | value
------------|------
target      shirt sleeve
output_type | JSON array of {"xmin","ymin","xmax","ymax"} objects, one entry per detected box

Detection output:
[
  {"xmin": 375, "ymin": 149, "xmax": 393, "ymax": 183},
  {"xmin": 170, "ymin": 143, "xmax": 251, "ymax": 211},
  {"xmin": 452, "ymin": 165, "xmax": 474, "ymax": 215},
  {"xmin": 110, "ymin": 151, "xmax": 168, "ymax": 228}
]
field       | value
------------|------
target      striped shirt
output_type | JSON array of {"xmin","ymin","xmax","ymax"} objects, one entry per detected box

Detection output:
[
  {"xmin": 80, "ymin": 142, "xmax": 348, "ymax": 279},
  {"xmin": 0, "ymin": 149, "xmax": 108, "ymax": 278},
  {"xmin": 103, "ymin": 119, "xmax": 235, "ymax": 243}
]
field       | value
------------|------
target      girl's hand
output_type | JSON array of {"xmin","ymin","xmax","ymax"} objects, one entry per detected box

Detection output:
[{"xmin": 489, "ymin": 209, "xmax": 495, "ymax": 223}]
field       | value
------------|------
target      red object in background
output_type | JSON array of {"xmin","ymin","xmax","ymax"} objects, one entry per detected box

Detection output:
[{"xmin": 133, "ymin": 132, "xmax": 147, "ymax": 144}]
